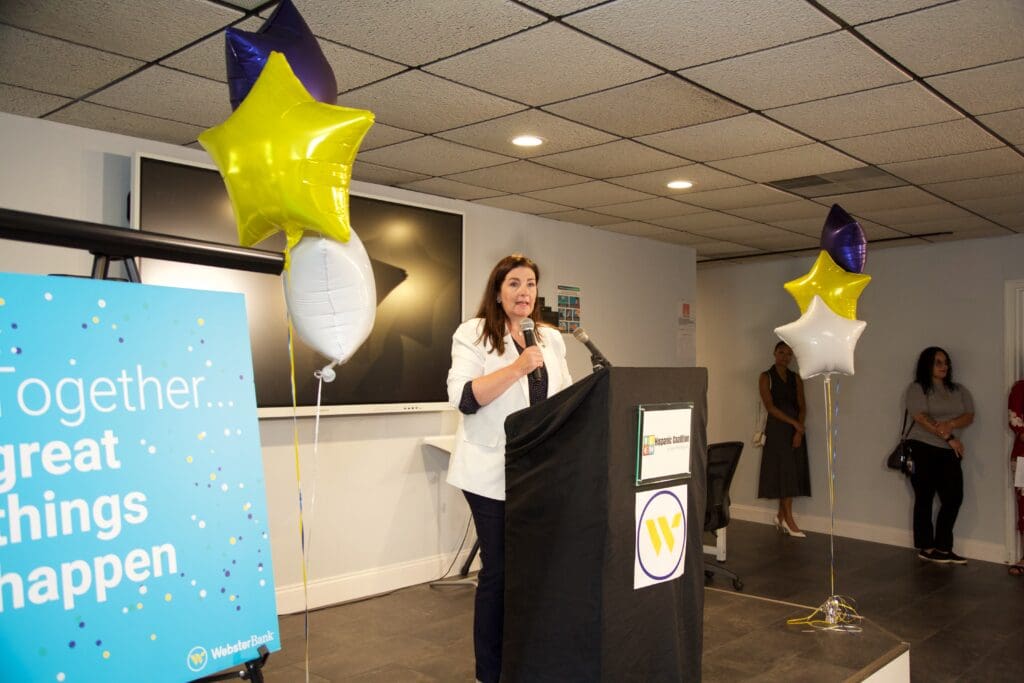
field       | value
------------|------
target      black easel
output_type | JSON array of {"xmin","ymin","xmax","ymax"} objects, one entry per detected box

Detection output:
[{"xmin": 0, "ymin": 208, "xmax": 285, "ymax": 681}]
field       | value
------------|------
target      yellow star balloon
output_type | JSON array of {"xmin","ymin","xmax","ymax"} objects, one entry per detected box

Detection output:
[
  {"xmin": 783, "ymin": 250, "xmax": 871, "ymax": 320},
  {"xmin": 199, "ymin": 51, "xmax": 374, "ymax": 251}
]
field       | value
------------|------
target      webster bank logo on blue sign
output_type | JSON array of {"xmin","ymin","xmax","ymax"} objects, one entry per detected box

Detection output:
[{"xmin": 0, "ymin": 273, "xmax": 279, "ymax": 682}]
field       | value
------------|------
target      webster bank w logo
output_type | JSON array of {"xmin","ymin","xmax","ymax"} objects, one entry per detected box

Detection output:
[
  {"xmin": 634, "ymin": 485, "xmax": 687, "ymax": 589},
  {"xmin": 186, "ymin": 646, "xmax": 208, "ymax": 673}
]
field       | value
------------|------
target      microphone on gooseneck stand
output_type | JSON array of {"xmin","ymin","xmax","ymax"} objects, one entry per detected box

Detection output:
[
  {"xmin": 519, "ymin": 318, "xmax": 542, "ymax": 382},
  {"xmin": 572, "ymin": 327, "xmax": 612, "ymax": 371}
]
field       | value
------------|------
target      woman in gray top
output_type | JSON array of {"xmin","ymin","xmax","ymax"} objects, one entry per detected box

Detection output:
[{"xmin": 904, "ymin": 346, "xmax": 975, "ymax": 564}]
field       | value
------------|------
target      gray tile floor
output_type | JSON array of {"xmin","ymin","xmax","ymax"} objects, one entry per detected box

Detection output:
[{"xmin": 248, "ymin": 520, "xmax": 1023, "ymax": 682}]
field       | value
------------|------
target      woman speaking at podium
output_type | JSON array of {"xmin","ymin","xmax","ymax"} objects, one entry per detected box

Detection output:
[{"xmin": 446, "ymin": 254, "xmax": 572, "ymax": 683}]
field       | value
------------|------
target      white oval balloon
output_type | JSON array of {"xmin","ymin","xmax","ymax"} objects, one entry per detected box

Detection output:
[{"xmin": 283, "ymin": 233, "xmax": 376, "ymax": 380}]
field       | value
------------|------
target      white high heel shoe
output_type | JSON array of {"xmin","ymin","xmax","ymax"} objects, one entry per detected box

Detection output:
[{"xmin": 778, "ymin": 517, "xmax": 806, "ymax": 538}]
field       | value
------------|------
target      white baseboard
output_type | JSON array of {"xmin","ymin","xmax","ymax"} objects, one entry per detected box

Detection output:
[
  {"xmin": 275, "ymin": 548, "xmax": 480, "ymax": 615},
  {"xmin": 730, "ymin": 504, "xmax": 1006, "ymax": 563}
]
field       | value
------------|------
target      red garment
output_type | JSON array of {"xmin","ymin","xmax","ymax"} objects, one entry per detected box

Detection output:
[{"xmin": 1009, "ymin": 380, "xmax": 1024, "ymax": 533}]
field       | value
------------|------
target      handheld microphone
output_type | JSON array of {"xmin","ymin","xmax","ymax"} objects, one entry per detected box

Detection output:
[
  {"xmin": 519, "ymin": 318, "xmax": 542, "ymax": 382},
  {"xmin": 572, "ymin": 327, "xmax": 612, "ymax": 371}
]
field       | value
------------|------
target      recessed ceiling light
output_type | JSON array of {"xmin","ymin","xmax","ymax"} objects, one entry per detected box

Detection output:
[
  {"xmin": 667, "ymin": 180, "xmax": 693, "ymax": 189},
  {"xmin": 512, "ymin": 135, "xmax": 544, "ymax": 147}
]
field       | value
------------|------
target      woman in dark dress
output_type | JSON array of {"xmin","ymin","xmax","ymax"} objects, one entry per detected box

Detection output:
[{"xmin": 758, "ymin": 341, "xmax": 811, "ymax": 537}]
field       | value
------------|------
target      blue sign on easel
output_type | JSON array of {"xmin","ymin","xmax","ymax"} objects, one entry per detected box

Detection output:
[{"xmin": 0, "ymin": 273, "xmax": 279, "ymax": 682}]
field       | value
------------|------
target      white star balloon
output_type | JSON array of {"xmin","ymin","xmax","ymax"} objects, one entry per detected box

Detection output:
[{"xmin": 774, "ymin": 295, "xmax": 867, "ymax": 379}]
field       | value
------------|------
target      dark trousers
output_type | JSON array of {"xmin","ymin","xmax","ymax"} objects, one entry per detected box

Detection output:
[
  {"xmin": 464, "ymin": 490, "xmax": 505, "ymax": 683},
  {"xmin": 909, "ymin": 440, "xmax": 963, "ymax": 552}
]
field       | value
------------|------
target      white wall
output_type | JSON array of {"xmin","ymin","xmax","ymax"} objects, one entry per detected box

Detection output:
[
  {"xmin": 698, "ymin": 235, "xmax": 1024, "ymax": 562},
  {"xmin": 0, "ymin": 112, "xmax": 697, "ymax": 611}
]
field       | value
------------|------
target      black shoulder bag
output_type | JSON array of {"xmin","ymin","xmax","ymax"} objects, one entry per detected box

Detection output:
[{"xmin": 886, "ymin": 410, "xmax": 915, "ymax": 475}]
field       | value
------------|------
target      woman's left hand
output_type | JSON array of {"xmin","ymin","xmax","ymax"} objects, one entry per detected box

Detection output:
[
  {"xmin": 949, "ymin": 438, "xmax": 964, "ymax": 458},
  {"xmin": 792, "ymin": 432, "xmax": 803, "ymax": 449}
]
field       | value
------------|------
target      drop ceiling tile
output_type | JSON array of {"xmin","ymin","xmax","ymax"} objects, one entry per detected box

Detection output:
[
  {"xmin": 858, "ymin": 202, "xmax": 978, "ymax": 226},
  {"xmin": 300, "ymin": 0, "xmax": 545, "ymax": 66},
  {"xmin": 772, "ymin": 216, "xmax": 840, "ymax": 235},
  {"xmin": 638, "ymin": 114, "xmax": 812, "ymax": 162},
  {"xmin": 815, "ymin": 1, "xmax": 948, "ymax": 25},
  {"xmin": 565, "ymin": 0, "xmax": 837, "ymax": 71},
  {"xmin": 592, "ymin": 221, "xmax": 664, "ymax": 237},
  {"xmin": 0, "ymin": 84, "xmax": 71, "ymax": 117},
  {"xmin": 767, "ymin": 82, "xmax": 961, "ymax": 140},
  {"xmin": 158, "ymin": 16, "xmax": 262, "ymax": 82},
  {"xmin": 651, "ymin": 211, "xmax": 755, "ymax": 231},
  {"xmin": 731, "ymin": 200, "xmax": 834, "ymax": 223},
  {"xmin": 924, "ymin": 224, "xmax": 1015, "ymax": 240},
  {"xmin": 609, "ymin": 164, "xmax": 747, "ymax": 196},
  {"xmin": 979, "ymin": 108, "xmax": 1024, "ymax": 144},
  {"xmin": 926, "ymin": 58, "xmax": 1024, "ymax": 115},
  {"xmin": 164, "ymin": 23, "xmax": 405, "ymax": 92},
  {"xmin": 813, "ymin": 185, "xmax": 941, "ymax": 212},
  {"xmin": 396, "ymin": 177, "xmax": 503, "ymax": 201},
  {"xmin": 445, "ymin": 161, "xmax": 588, "ymax": 194},
  {"xmin": 542, "ymin": 75, "xmax": 744, "ymax": 137},
  {"xmin": 46, "ymin": 101, "xmax": 205, "ymax": 145},
  {"xmin": 542, "ymin": 209, "xmax": 625, "ymax": 226},
  {"xmin": 882, "ymin": 148, "xmax": 1024, "ymax": 184},
  {"xmin": 694, "ymin": 241, "xmax": 760, "ymax": 257},
  {"xmin": 352, "ymin": 161, "xmax": 428, "ymax": 185},
  {"xmin": 0, "ymin": 0, "xmax": 242, "ymax": 61},
  {"xmin": 737, "ymin": 232, "xmax": 819, "ymax": 251},
  {"xmin": 690, "ymin": 220, "xmax": 776, "ymax": 240},
  {"xmin": 860, "ymin": 221, "xmax": 907, "ymax": 240},
  {"xmin": 830, "ymin": 118, "xmax": 1003, "ymax": 164},
  {"xmin": 524, "ymin": 181, "xmax": 652, "ymax": 208},
  {"xmin": 518, "ymin": 0, "xmax": 607, "ymax": 15},
  {"xmin": 532, "ymin": 140, "xmax": 684, "ymax": 178},
  {"xmin": 681, "ymin": 32, "xmax": 908, "ymax": 110},
  {"xmin": 474, "ymin": 195, "xmax": 573, "ymax": 214},
  {"xmin": 593, "ymin": 197, "xmax": 705, "ymax": 220},
  {"xmin": 964, "ymin": 201, "xmax": 1024, "ymax": 228},
  {"xmin": 858, "ymin": 0, "xmax": 1024, "ymax": 77},
  {"xmin": 709, "ymin": 144, "xmax": 864, "ymax": 183},
  {"xmin": 681, "ymin": 184, "xmax": 798, "ymax": 210},
  {"xmin": 0, "ymin": 25, "xmax": 143, "ymax": 98},
  {"xmin": 894, "ymin": 214, "xmax": 1007, "ymax": 234},
  {"xmin": 437, "ymin": 110, "xmax": 616, "ymax": 157},
  {"xmin": 358, "ymin": 136, "xmax": 513, "ymax": 177},
  {"xmin": 87, "ymin": 66, "xmax": 229, "ymax": 127},
  {"xmin": 219, "ymin": 0, "xmax": 264, "ymax": 9},
  {"xmin": 424, "ymin": 23, "xmax": 658, "ymax": 106},
  {"xmin": 924, "ymin": 173, "xmax": 1024, "ymax": 201},
  {"xmin": 341, "ymin": 71, "xmax": 525, "ymax": 134},
  {"xmin": 359, "ymin": 124, "xmax": 422, "ymax": 151}
]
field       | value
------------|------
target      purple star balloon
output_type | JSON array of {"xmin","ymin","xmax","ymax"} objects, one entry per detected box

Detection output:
[
  {"xmin": 225, "ymin": 0, "xmax": 337, "ymax": 110},
  {"xmin": 820, "ymin": 204, "xmax": 867, "ymax": 273}
]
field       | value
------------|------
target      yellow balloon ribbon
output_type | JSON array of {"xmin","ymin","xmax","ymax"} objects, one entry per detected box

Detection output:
[
  {"xmin": 199, "ymin": 51, "xmax": 374, "ymax": 250},
  {"xmin": 783, "ymin": 250, "xmax": 871, "ymax": 320}
]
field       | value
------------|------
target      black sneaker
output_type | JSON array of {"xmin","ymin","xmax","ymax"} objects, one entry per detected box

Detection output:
[
  {"xmin": 939, "ymin": 550, "xmax": 967, "ymax": 565},
  {"xmin": 919, "ymin": 549, "xmax": 950, "ymax": 563}
]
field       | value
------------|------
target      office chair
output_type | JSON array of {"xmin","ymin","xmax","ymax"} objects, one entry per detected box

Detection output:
[{"xmin": 703, "ymin": 441, "xmax": 744, "ymax": 591}]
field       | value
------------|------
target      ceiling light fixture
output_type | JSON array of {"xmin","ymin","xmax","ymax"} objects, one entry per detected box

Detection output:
[
  {"xmin": 667, "ymin": 180, "xmax": 693, "ymax": 190},
  {"xmin": 511, "ymin": 135, "xmax": 544, "ymax": 147}
]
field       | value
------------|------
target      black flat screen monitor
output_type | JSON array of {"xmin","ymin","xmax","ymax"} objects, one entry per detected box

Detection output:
[{"xmin": 132, "ymin": 155, "xmax": 463, "ymax": 416}]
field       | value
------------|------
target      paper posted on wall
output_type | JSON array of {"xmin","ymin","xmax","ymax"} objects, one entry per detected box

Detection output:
[{"xmin": 1016, "ymin": 456, "xmax": 1024, "ymax": 488}]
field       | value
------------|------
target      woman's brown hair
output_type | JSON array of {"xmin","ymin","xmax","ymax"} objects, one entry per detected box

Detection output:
[{"xmin": 474, "ymin": 254, "xmax": 543, "ymax": 355}]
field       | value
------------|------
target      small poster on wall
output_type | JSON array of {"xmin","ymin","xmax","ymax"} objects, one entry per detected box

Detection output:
[
  {"xmin": 0, "ymin": 273, "xmax": 279, "ymax": 682},
  {"xmin": 557, "ymin": 284, "xmax": 582, "ymax": 333}
]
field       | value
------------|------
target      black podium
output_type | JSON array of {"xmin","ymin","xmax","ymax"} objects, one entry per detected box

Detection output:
[{"xmin": 502, "ymin": 367, "xmax": 708, "ymax": 682}]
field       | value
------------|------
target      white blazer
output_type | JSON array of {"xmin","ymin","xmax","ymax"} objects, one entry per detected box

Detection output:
[{"xmin": 446, "ymin": 318, "xmax": 572, "ymax": 500}]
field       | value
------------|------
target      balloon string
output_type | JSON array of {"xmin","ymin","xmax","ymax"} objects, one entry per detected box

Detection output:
[{"xmin": 823, "ymin": 374, "xmax": 836, "ymax": 597}]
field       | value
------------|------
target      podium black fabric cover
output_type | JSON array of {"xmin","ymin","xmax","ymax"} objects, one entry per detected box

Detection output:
[{"xmin": 503, "ymin": 367, "xmax": 708, "ymax": 682}]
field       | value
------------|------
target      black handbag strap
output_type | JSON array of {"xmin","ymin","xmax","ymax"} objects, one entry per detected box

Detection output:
[{"xmin": 899, "ymin": 410, "xmax": 912, "ymax": 439}]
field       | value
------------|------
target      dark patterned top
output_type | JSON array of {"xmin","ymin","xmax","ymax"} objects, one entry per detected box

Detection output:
[{"xmin": 458, "ymin": 340, "xmax": 548, "ymax": 414}]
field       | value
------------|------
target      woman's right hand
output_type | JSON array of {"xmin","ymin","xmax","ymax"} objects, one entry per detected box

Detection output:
[{"xmin": 515, "ymin": 345, "xmax": 545, "ymax": 377}]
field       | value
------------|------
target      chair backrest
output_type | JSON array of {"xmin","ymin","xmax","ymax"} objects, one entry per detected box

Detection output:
[{"xmin": 704, "ymin": 441, "xmax": 744, "ymax": 532}]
